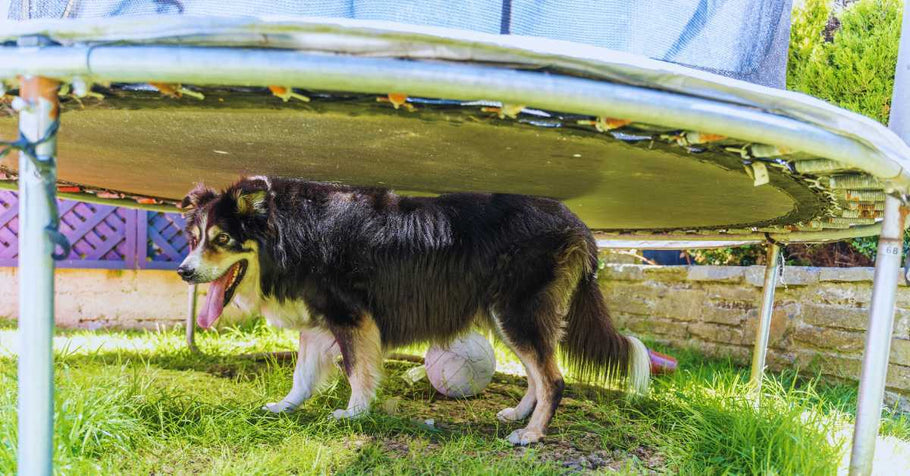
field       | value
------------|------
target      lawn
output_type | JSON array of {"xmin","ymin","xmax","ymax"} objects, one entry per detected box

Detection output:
[{"xmin": 1, "ymin": 320, "xmax": 908, "ymax": 475}]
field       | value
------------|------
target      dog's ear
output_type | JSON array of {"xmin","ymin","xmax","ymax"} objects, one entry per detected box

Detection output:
[
  {"xmin": 233, "ymin": 189, "xmax": 268, "ymax": 216},
  {"xmin": 180, "ymin": 183, "xmax": 217, "ymax": 215}
]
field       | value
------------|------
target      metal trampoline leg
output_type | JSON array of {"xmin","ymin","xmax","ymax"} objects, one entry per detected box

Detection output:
[
  {"xmin": 749, "ymin": 243, "xmax": 781, "ymax": 402},
  {"xmin": 849, "ymin": 194, "xmax": 907, "ymax": 476},
  {"xmin": 186, "ymin": 284, "xmax": 199, "ymax": 353},
  {"xmin": 16, "ymin": 76, "xmax": 60, "ymax": 476}
]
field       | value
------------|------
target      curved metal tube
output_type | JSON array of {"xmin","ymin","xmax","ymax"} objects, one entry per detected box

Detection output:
[{"xmin": 0, "ymin": 45, "xmax": 905, "ymax": 189}]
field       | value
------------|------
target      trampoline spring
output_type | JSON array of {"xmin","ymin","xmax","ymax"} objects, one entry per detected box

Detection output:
[
  {"xmin": 828, "ymin": 175, "xmax": 883, "ymax": 190},
  {"xmin": 268, "ymin": 85, "xmax": 310, "ymax": 103},
  {"xmin": 793, "ymin": 159, "xmax": 851, "ymax": 174},
  {"xmin": 844, "ymin": 201, "xmax": 886, "ymax": 211},
  {"xmin": 843, "ymin": 190, "xmax": 887, "ymax": 202},
  {"xmin": 481, "ymin": 103, "xmax": 525, "ymax": 119},
  {"xmin": 828, "ymin": 217, "xmax": 878, "ymax": 225},
  {"xmin": 150, "ymin": 82, "xmax": 205, "ymax": 100},
  {"xmin": 577, "ymin": 117, "xmax": 631, "ymax": 132},
  {"xmin": 805, "ymin": 220, "xmax": 826, "ymax": 230},
  {"xmin": 750, "ymin": 143, "xmax": 792, "ymax": 158},
  {"xmin": 841, "ymin": 209, "xmax": 883, "ymax": 219},
  {"xmin": 378, "ymin": 93, "xmax": 415, "ymax": 111},
  {"xmin": 682, "ymin": 131, "xmax": 726, "ymax": 145},
  {"xmin": 819, "ymin": 221, "xmax": 852, "ymax": 229},
  {"xmin": 724, "ymin": 146, "xmax": 750, "ymax": 159}
]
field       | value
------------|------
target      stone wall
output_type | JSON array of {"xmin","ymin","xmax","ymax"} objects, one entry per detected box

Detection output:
[
  {"xmin": 599, "ymin": 264, "xmax": 910, "ymax": 397},
  {"xmin": 0, "ymin": 268, "xmax": 243, "ymax": 329},
  {"xmin": 2, "ymin": 264, "xmax": 909, "ymax": 397}
]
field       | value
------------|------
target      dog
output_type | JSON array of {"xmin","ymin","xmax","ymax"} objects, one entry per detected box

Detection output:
[{"xmin": 177, "ymin": 176, "xmax": 650, "ymax": 445}]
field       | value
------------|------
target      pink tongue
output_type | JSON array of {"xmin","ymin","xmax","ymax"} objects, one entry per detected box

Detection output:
[{"xmin": 197, "ymin": 266, "xmax": 235, "ymax": 329}]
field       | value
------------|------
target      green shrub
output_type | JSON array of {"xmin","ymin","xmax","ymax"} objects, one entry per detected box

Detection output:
[
  {"xmin": 692, "ymin": 0, "xmax": 903, "ymax": 266},
  {"xmin": 790, "ymin": 0, "xmax": 903, "ymax": 264},
  {"xmin": 788, "ymin": 0, "xmax": 901, "ymax": 124}
]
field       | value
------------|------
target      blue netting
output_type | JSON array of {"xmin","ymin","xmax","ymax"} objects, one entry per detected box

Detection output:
[{"xmin": 6, "ymin": 0, "xmax": 793, "ymax": 87}]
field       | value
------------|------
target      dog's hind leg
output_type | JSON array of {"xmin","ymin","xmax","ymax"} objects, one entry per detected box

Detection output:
[
  {"xmin": 264, "ymin": 328, "xmax": 339, "ymax": 413},
  {"xmin": 510, "ymin": 352, "xmax": 564, "ymax": 446},
  {"xmin": 330, "ymin": 314, "xmax": 383, "ymax": 420},
  {"xmin": 492, "ymin": 303, "xmax": 566, "ymax": 445},
  {"xmin": 495, "ymin": 335, "xmax": 564, "ymax": 446},
  {"xmin": 496, "ymin": 345, "xmax": 538, "ymax": 423},
  {"xmin": 492, "ymin": 240, "xmax": 584, "ymax": 444}
]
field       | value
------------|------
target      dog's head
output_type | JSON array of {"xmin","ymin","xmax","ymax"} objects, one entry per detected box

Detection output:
[{"xmin": 177, "ymin": 177, "xmax": 270, "ymax": 328}]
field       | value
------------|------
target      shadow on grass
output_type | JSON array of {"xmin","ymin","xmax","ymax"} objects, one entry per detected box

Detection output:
[{"xmin": 0, "ymin": 328, "xmax": 861, "ymax": 474}]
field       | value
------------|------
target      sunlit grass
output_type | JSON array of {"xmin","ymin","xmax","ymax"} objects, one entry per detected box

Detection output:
[{"xmin": 0, "ymin": 319, "xmax": 907, "ymax": 474}]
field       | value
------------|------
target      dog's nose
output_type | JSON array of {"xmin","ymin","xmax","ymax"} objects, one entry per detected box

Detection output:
[{"xmin": 177, "ymin": 265, "xmax": 195, "ymax": 282}]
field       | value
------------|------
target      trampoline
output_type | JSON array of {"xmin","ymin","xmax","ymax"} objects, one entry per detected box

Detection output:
[{"xmin": 1, "ymin": 1, "xmax": 908, "ymax": 474}]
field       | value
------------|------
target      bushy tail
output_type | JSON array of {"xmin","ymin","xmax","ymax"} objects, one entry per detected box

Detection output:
[{"xmin": 561, "ymin": 275, "xmax": 650, "ymax": 395}]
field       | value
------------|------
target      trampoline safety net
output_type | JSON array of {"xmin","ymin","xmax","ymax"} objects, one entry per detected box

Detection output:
[{"xmin": 6, "ymin": 0, "xmax": 793, "ymax": 88}]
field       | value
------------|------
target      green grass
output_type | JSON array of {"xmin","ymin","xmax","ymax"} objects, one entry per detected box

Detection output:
[{"xmin": 0, "ymin": 320, "xmax": 908, "ymax": 475}]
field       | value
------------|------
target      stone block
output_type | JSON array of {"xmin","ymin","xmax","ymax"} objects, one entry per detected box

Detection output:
[
  {"xmin": 743, "ymin": 266, "xmax": 818, "ymax": 287},
  {"xmin": 894, "ymin": 310, "xmax": 910, "ymax": 339},
  {"xmin": 814, "ymin": 284, "xmax": 871, "ymax": 306},
  {"xmin": 891, "ymin": 339, "xmax": 910, "ymax": 367},
  {"xmin": 801, "ymin": 303, "xmax": 870, "ymax": 331},
  {"xmin": 780, "ymin": 267, "xmax": 820, "ymax": 286},
  {"xmin": 819, "ymin": 267, "xmax": 874, "ymax": 283},
  {"xmin": 700, "ymin": 300, "xmax": 754, "ymax": 325},
  {"xmin": 599, "ymin": 265, "xmax": 645, "ymax": 281},
  {"xmin": 694, "ymin": 342, "xmax": 751, "ymax": 363},
  {"xmin": 741, "ymin": 302, "xmax": 798, "ymax": 348},
  {"xmin": 602, "ymin": 287, "xmax": 655, "ymax": 316},
  {"xmin": 621, "ymin": 315, "xmax": 688, "ymax": 339},
  {"xmin": 687, "ymin": 322, "xmax": 742, "ymax": 344},
  {"xmin": 687, "ymin": 266, "xmax": 745, "ymax": 283},
  {"xmin": 887, "ymin": 365, "xmax": 910, "ymax": 393},
  {"xmin": 793, "ymin": 350, "xmax": 862, "ymax": 380},
  {"xmin": 791, "ymin": 324, "xmax": 865, "ymax": 354},
  {"xmin": 640, "ymin": 265, "xmax": 688, "ymax": 281}
]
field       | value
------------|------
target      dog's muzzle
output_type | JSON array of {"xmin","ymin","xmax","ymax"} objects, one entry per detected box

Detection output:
[{"xmin": 177, "ymin": 265, "xmax": 197, "ymax": 282}]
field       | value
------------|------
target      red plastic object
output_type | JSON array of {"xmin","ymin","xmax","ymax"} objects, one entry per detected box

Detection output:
[
  {"xmin": 648, "ymin": 348, "xmax": 678, "ymax": 375},
  {"xmin": 56, "ymin": 186, "xmax": 81, "ymax": 193}
]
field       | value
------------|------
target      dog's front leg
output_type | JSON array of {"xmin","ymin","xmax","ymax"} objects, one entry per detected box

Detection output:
[
  {"xmin": 264, "ymin": 328, "xmax": 339, "ymax": 413},
  {"xmin": 330, "ymin": 314, "xmax": 383, "ymax": 420}
]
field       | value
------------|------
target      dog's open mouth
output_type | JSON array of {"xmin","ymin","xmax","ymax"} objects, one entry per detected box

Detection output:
[{"xmin": 197, "ymin": 260, "xmax": 248, "ymax": 329}]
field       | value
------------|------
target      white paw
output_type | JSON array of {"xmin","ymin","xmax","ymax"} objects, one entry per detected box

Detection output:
[
  {"xmin": 507, "ymin": 428, "xmax": 544, "ymax": 446},
  {"xmin": 263, "ymin": 400, "xmax": 298, "ymax": 413},
  {"xmin": 497, "ymin": 407, "xmax": 524, "ymax": 423},
  {"xmin": 331, "ymin": 407, "xmax": 368, "ymax": 420}
]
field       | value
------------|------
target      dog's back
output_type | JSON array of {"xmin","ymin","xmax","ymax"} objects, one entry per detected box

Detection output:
[{"xmin": 184, "ymin": 176, "xmax": 650, "ymax": 445}]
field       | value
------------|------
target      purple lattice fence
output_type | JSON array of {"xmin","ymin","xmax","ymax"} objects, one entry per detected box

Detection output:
[{"xmin": 0, "ymin": 191, "xmax": 187, "ymax": 269}]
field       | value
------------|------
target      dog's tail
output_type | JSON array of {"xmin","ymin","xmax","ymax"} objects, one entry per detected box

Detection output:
[{"xmin": 561, "ymin": 270, "xmax": 650, "ymax": 395}]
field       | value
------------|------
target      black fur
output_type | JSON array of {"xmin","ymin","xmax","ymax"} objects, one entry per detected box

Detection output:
[{"xmin": 183, "ymin": 176, "xmax": 641, "ymax": 437}]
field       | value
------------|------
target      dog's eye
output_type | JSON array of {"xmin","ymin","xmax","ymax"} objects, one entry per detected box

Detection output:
[{"xmin": 214, "ymin": 233, "xmax": 231, "ymax": 246}]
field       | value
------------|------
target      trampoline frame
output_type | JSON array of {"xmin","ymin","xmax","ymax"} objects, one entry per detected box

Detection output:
[{"xmin": 4, "ymin": 13, "xmax": 910, "ymax": 476}]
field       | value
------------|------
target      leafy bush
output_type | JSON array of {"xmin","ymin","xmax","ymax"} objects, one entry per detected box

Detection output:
[
  {"xmin": 790, "ymin": 0, "xmax": 903, "ymax": 264},
  {"xmin": 689, "ymin": 0, "xmax": 903, "ymax": 266},
  {"xmin": 789, "ymin": 0, "xmax": 901, "ymax": 124}
]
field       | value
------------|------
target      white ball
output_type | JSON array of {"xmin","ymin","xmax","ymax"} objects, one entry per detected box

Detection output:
[{"xmin": 425, "ymin": 331, "xmax": 496, "ymax": 398}]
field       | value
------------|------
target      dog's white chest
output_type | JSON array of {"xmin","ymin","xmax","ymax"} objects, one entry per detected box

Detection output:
[{"xmin": 260, "ymin": 297, "xmax": 313, "ymax": 329}]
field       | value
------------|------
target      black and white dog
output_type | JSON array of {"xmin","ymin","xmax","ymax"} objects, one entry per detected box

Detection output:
[{"xmin": 177, "ymin": 176, "xmax": 649, "ymax": 445}]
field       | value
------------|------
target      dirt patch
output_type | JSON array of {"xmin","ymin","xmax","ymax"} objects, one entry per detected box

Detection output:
[{"xmin": 513, "ymin": 439, "xmax": 664, "ymax": 474}]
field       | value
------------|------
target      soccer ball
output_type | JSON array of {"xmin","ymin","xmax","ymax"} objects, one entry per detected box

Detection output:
[{"xmin": 425, "ymin": 331, "xmax": 496, "ymax": 398}]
